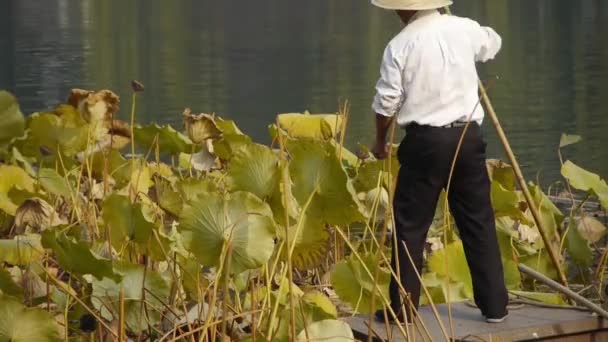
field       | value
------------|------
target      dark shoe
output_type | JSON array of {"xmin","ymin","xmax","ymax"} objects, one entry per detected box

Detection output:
[{"xmin": 374, "ymin": 309, "xmax": 408, "ymax": 324}]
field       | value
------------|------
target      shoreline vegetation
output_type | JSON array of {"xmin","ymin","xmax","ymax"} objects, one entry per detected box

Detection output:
[{"xmin": 0, "ymin": 87, "xmax": 607, "ymax": 341}]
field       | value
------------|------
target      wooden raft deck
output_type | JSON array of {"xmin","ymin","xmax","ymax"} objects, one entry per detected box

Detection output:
[{"xmin": 344, "ymin": 302, "xmax": 608, "ymax": 341}]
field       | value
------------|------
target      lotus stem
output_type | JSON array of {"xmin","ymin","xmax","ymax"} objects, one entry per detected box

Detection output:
[{"xmin": 119, "ymin": 287, "xmax": 125, "ymax": 341}]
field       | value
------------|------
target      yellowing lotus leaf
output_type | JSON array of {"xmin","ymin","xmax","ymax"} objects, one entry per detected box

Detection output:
[
  {"xmin": 41, "ymin": 231, "xmax": 120, "ymax": 281},
  {"xmin": 101, "ymin": 194, "xmax": 156, "ymax": 249},
  {"xmin": 0, "ymin": 267, "xmax": 22, "ymax": 298},
  {"xmin": 577, "ymin": 216, "xmax": 606, "ymax": 243},
  {"xmin": 278, "ymin": 215, "xmax": 330, "ymax": 270},
  {"xmin": 296, "ymin": 319, "xmax": 353, "ymax": 342},
  {"xmin": 491, "ymin": 181, "xmax": 530, "ymax": 224},
  {"xmin": 19, "ymin": 112, "xmax": 89, "ymax": 157},
  {"xmin": 287, "ymin": 138, "xmax": 366, "ymax": 225},
  {"xmin": 179, "ymin": 191, "xmax": 277, "ymax": 273},
  {"xmin": 562, "ymin": 160, "xmax": 608, "ymax": 210},
  {"xmin": 0, "ymin": 91, "xmax": 25, "ymax": 147},
  {"xmin": 183, "ymin": 109, "xmax": 222, "ymax": 144},
  {"xmin": 14, "ymin": 198, "xmax": 67, "ymax": 234},
  {"xmin": 278, "ymin": 113, "xmax": 343, "ymax": 140},
  {"xmin": 564, "ymin": 214, "xmax": 592, "ymax": 267},
  {"xmin": 38, "ymin": 168, "xmax": 71, "ymax": 198},
  {"xmin": 274, "ymin": 290, "xmax": 339, "ymax": 342},
  {"xmin": 330, "ymin": 253, "xmax": 390, "ymax": 314},
  {"xmin": 529, "ymin": 183, "xmax": 563, "ymax": 243},
  {"xmin": 0, "ymin": 234, "xmax": 44, "ymax": 266},
  {"xmin": 420, "ymin": 272, "xmax": 469, "ymax": 305},
  {"xmin": 0, "ymin": 295, "xmax": 60, "ymax": 341},
  {"xmin": 133, "ymin": 124, "xmax": 193, "ymax": 155},
  {"xmin": 152, "ymin": 178, "xmax": 183, "ymax": 216},
  {"xmin": 212, "ymin": 133, "xmax": 253, "ymax": 160},
  {"xmin": 0, "ymin": 165, "xmax": 35, "ymax": 215},
  {"xmin": 177, "ymin": 178, "xmax": 217, "ymax": 202},
  {"xmin": 216, "ymin": 118, "xmax": 244, "ymax": 135},
  {"xmin": 559, "ymin": 134, "xmax": 582, "ymax": 148},
  {"xmin": 486, "ymin": 159, "xmax": 515, "ymax": 190},
  {"xmin": 428, "ymin": 240, "xmax": 473, "ymax": 298},
  {"xmin": 226, "ymin": 143, "xmax": 279, "ymax": 200},
  {"xmin": 90, "ymin": 262, "xmax": 169, "ymax": 332}
]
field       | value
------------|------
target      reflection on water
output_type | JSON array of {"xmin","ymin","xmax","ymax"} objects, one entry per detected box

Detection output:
[{"xmin": 1, "ymin": 0, "xmax": 607, "ymax": 183}]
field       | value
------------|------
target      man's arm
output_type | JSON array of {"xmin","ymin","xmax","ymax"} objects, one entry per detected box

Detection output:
[
  {"xmin": 464, "ymin": 19, "xmax": 502, "ymax": 62},
  {"xmin": 372, "ymin": 114, "xmax": 393, "ymax": 159}
]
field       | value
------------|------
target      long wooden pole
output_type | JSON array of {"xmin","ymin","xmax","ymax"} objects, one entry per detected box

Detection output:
[{"xmin": 478, "ymin": 83, "xmax": 569, "ymax": 287}]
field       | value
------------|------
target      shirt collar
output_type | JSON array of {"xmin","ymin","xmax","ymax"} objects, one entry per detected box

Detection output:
[{"xmin": 408, "ymin": 9, "xmax": 441, "ymax": 24}]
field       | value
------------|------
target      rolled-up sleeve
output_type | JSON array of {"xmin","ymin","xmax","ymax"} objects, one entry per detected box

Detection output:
[
  {"xmin": 466, "ymin": 19, "xmax": 502, "ymax": 62},
  {"xmin": 372, "ymin": 45, "xmax": 405, "ymax": 118}
]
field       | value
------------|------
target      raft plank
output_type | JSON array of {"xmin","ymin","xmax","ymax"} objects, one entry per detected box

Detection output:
[{"xmin": 344, "ymin": 302, "xmax": 607, "ymax": 341}]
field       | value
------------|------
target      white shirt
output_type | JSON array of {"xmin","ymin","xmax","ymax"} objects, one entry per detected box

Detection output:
[{"xmin": 372, "ymin": 10, "xmax": 502, "ymax": 127}]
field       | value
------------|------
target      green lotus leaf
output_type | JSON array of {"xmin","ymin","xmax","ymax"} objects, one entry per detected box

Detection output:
[
  {"xmin": 577, "ymin": 216, "xmax": 606, "ymax": 243},
  {"xmin": 133, "ymin": 124, "xmax": 193, "ymax": 155},
  {"xmin": 179, "ymin": 191, "xmax": 277, "ymax": 273},
  {"xmin": 490, "ymin": 181, "xmax": 530, "ymax": 224},
  {"xmin": 176, "ymin": 178, "xmax": 217, "ymax": 202},
  {"xmin": 502, "ymin": 258, "xmax": 521, "ymax": 290},
  {"xmin": 10, "ymin": 148, "xmax": 36, "ymax": 177},
  {"xmin": 559, "ymin": 134, "xmax": 582, "ymax": 148},
  {"xmin": 0, "ymin": 234, "xmax": 44, "ymax": 266},
  {"xmin": 19, "ymin": 112, "xmax": 88, "ymax": 157},
  {"xmin": 37, "ymin": 168, "xmax": 71, "ymax": 198},
  {"xmin": 90, "ymin": 262, "xmax": 170, "ymax": 332},
  {"xmin": 296, "ymin": 319, "xmax": 353, "ymax": 342},
  {"xmin": 226, "ymin": 142, "xmax": 279, "ymax": 200},
  {"xmin": 0, "ymin": 165, "xmax": 35, "ymax": 215},
  {"xmin": 279, "ymin": 215, "xmax": 330, "ymax": 270},
  {"xmin": 183, "ymin": 110, "xmax": 222, "ymax": 144},
  {"xmin": 486, "ymin": 159, "xmax": 515, "ymax": 190},
  {"xmin": 510, "ymin": 290, "xmax": 565, "ymax": 305},
  {"xmin": 330, "ymin": 253, "xmax": 390, "ymax": 314},
  {"xmin": 287, "ymin": 138, "xmax": 366, "ymax": 225},
  {"xmin": 277, "ymin": 113, "xmax": 342, "ymax": 140},
  {"xmin": 520, "ymin": 250, "xmax": 558, "ymax": 281},
  {"xmin": 352, "ymin": 158, "xmax": 398, "ymax": 193},
  {"xmin": 212, "ymin": 133, "xmax": 253, "ymax": 160},
  {"xmin": 216, "ymin": 118, "xmax": 244, "ymax": 135},
  {"xmin": 87, "ymin": 149, "xmax": 131, "ymax": 184},
  {"xmin": 41, "ymin": 230, "xmax": 120, "ymax": 281},
  {"xmin": 420, "ymin": 272, "xmax": 469, "ymax": 305},
  {"xmin": 101, "ymin": 194, "xmax": 156, "ymax": 249},
  {"xmin": 428, "ymin": 240, "xmax": 473, "ymax": 298},
  {"xmin": 302, "ymin": 290, "xmax": 338, "ymax": 319},
  {"xmin": 0, "ymin": 91, "xmax": 25, "ymax": 147},
  {"xmin": 564, "ymin": 214, "xmax": 592, "ymax": 267},
  {"xmin": 0, "ymin": 295, "xmax": 60, "ymax": 341},
  {"xmin": 0, "ymin": 267, "xmax": 23, "ymax": 299},
  {"xmin": 126, "ymin": 159, "xmax": 154, "ymax": 196},
  {"xmin": 152, "ymin": 177, "xmax": 183, "ymax": 216},
  {"xmin": 274, "ymin": 290, "xmax": 338, "ymax": 342},
  {"xmin": 529, "ymin": 183, "xmax": 563, "ymax": 242},
  {"xmin": 561, "ymin": 160, "xmax": 608, "ymax": 210}
]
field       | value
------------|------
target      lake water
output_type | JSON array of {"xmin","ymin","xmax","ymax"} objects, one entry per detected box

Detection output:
[{"xmin": 1, "ymin": 0, "xmax": 607, "ymax": 184}]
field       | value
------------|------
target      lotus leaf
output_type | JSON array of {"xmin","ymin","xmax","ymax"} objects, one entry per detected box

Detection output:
[
  {"xmin": 275, "ymin": 290, "xmax": 338, "ymax": 341},
  {"xmin": 0, "ymin": 165, "xmax": 35, "ymax": 215},
  {"xmin": 179, "ymin": 148, "xmax": 217, "ymax": 172},
  {"xmin": 486, "ymin": 159, "xmax": 515, "ymax": 190},
  {"xmin": 177, "ymin": 178, "xmax": 217, "ymax": 202},
  {"xmin": 38, "ymin": 168, "xmax": 71, "ymax": 198},
  {"xmin": 14, "ymin": 198, "xmax": 66, "ymax": 234},
  {"xmin": 521, "ymin": 251, "xmax": 558, "ymax": 281},
  {"xmin": 577, "ymin": 216, "xmax": 606, "ymax": 243},
  {"xmin": 529, "ymin": 183, "xmax": 563, "ymax": 242},
  {"xmin": 133, "ymin": 124, "xmax": 193, "ymax": 155},
  {"xmin": 287, "ymin": 138, "xmax": 366, "ymax": 225},
  {"xmin": 561, "ymin": 160, "xmax": 608, "ymax": 210},
  {"xmin": 183, "ymin": 109, "xmax": 222, "ymax": 144},
  {"xmin": 127, "ymin": 160, "xmax": 154, "ymax": 196},
  {"xmin": 277, "ymin": 113, "xmax": 342, "ymax": 140},
  {"xmin": 295, "ymin": 319, "xmax": 353, "ymax": 342},
  {"xmin": 0, "ymin": 91, "xmax": 25, "ymax": 147},
  {"xmin": 330, "ymin": 253, "xmax": 390, "ymax": 314},
  {"xmin": 19, "ymin": 112, "xmax": 88, "ymax": 157},
  {"xmin": 91, "ymin": 262, "xmax": 170, "ymax": 332},
  {"xmin": 226, "ymin": 142, "xmax": 279, "ymax": 200},
  {"xmin": 428, "ymin": 240, "xmax": 474, "ymax": 298},
  {"xmin": 352, "ymin": 157, "xmax": 398, "ymax": 193},
  {"xmin": 491, "ymin": 181, "xmax": 529, "ymax": 223},
  {"xmin": 0, "ymin": 295, "xmax": 60, "ymax": 341},
  {"xmin": 0, "ymin": 234, "xmax": 44, "ymax": 266},
  {"xmin": 420, "ymin": 272, "xmax": 469, "ymax": 305},
  {"xmin": 101, "ymin": 194, "xmax": 156, "ymax": 249},
  {"xmin": 179, "ymin": 191, "xmax": 277, "ymax": 273},
  {"xmin": 87, "ymin": 149, "xmax": 131, "ymax": 184},
  {"xmin": 152, "ymin": 178, "xmax": 183, "ymax": 216},
  {"xmin": 559, "ymin": 134, "xmax": 582, "ymax": 148},
  {"xmin": 0, "ymin": 267, "xmax": 22, "ymax": 299},
  {"xmin": 216, "ymin": 118, "xmax": 244, "ymax": 135},
  {"xmin": 213, "ymin": 133, "xmax": 253, "ymax": 160},
  {"xmin": 279, "ymin": 215, "xmax": 330, "ymax": 270},
  {"xmin": 10, "ymin": 148, "xmax": 36, "ymax": 177},
  {"xmin": 41, "ymin": 231, "xmax": 120, "ymax": 281},
  {"xmin": 564, "ymin": 214, "xmax": 593, "ymax": 267}
]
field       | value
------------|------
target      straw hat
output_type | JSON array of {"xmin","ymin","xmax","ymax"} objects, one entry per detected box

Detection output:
[{"xmin": 371, "ymin": 0, "xmax": 452, "ymax": 10}]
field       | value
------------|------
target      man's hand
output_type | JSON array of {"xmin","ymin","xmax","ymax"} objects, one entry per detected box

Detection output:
[{"xmin": 372, "ymin": 141, "xmax": 389, "ymax": 160}]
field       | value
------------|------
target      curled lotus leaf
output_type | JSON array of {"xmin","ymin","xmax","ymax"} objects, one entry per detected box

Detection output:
[
  {"xmin": 90, "ymin": 262, "xmax": 170, "ymax": 332},
  {"xmin": 183, "ymin": 108, "xmax": 222, "ymax": 144},
  {"xmin": 0, "ymin": 90, "xmax": 25, "ymax": 147},
  {"xmin": 0, "ymin": 234, "xmax": 44, "ymax": 266},
  {"xmin": 101, "ymin": 194, "xmax": 156, "ymax": 249},
  {"xmin": 296, "ymin": 319, "xmax": 354, "ymax": 342},
  {"xmin": 561, "ymin": 160, "xmax": 608, "ymax": 210},
  {"xmin": 559, "ymin": 134, "xmax": 582, "ymax": 148},
  {"xmin": 0, "ymin": 165, "xmax": 35, "ymax": 215},
  {"xmin": 491, "ymin": 180, "xmax": 530, "ymax": 224},
  {"xmin": 577, "ymin": 216, "xmax": 606, "ymax": 243},
  {"xmin": 287, "ymin": 138, "xmax": 366, "ymax": 225},
  {"xmin": 529, "ymin": 183, "xmax": 563, "ymax": 243},
  {"xmin": 226, "ymin": 142, "xmax": 280, "ymax": 200},
  {"xmin": 0, "ymin": 295, "xmax": 60, "ymax": 342},
  {"xmin": 133, "ymin": 123, "xmax": 193, "ymax": 155},
  {"xmin": 486, "ymin": 159, "xmax": 515, "ymax": 190},
  {"xmin": 14, "ymin": 198, "xmax": 67, "ymax": 234},
  {"xmin": 41, "ymin": 230, "xmax": 120, "ymax": 281},
  {"xmin": 179, "ymin": 191, "xmax": 277, "ymax": 274},
  {"xmin": 330, "ymin": 253, "xmax": 390, "ymax": 314},
  {"xmin": 277, "ymin": 113, "xmax": 343, "ymax": 140}
]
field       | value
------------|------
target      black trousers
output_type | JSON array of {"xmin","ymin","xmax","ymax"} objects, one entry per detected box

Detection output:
[{"xmin": 389, "ymin": 122, "xmax": 508, "ymax": 318}]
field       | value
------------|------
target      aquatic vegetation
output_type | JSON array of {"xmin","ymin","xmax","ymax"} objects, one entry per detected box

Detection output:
[{"xmin": 0, "ymin": 89, "xmax": 606, "ymax": 341}]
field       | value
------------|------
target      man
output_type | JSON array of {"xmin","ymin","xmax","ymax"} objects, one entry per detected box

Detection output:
[{"xmin": 370, "ymin": 0, "xmax": 509, "ymax": 324}]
